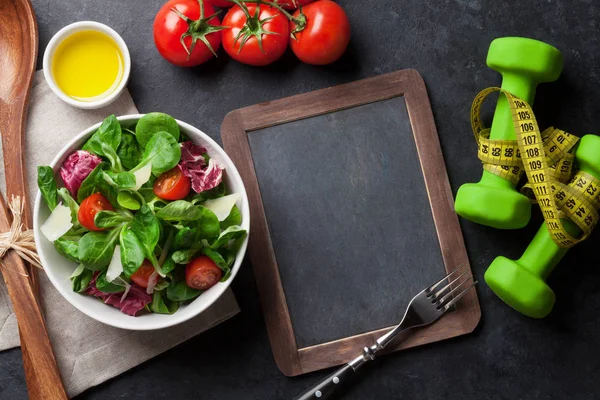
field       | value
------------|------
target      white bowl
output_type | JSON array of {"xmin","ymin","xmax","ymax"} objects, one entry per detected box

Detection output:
[
  {"xmin": 43, "ymin": 21, "xmax": 131, "ymax": 110},
  {"xmin": 33, "ymin": 115, "xmax": 250, "ymax": 330}
]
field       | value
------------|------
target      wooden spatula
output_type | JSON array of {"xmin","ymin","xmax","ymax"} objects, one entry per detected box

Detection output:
[{"xmin": 0, "ymin": 0, "xmax": 68, "ymax": 398}]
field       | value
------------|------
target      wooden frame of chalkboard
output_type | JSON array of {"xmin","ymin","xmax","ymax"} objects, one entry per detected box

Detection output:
[{"xmin": 221, "ymin": 69, "xmax": 480, "ymax": 376}]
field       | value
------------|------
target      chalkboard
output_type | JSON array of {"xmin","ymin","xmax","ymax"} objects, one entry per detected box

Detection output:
[{"xmin": 221, "ymin": 70, "xmax": 480, "ymax": 376}]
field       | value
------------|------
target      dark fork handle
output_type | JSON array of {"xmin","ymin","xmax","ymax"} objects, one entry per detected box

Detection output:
[{"xmin": 294, "ymin": 364, "xmax": 356, "ymax": 400}]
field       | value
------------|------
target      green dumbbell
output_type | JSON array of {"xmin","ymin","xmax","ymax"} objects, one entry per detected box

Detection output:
[
  {"xmin": 455, "ymin": 37, "xmax": 563, "ymax": 229},
  {"xmin": 485, "ymin": 134, "xmax": 600, "ymax": 318}
]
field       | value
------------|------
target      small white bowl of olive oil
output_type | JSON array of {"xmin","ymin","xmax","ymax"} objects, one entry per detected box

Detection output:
[{"xmin": 43, "ymin": 21, "xmax": 131, "ymax": 110}]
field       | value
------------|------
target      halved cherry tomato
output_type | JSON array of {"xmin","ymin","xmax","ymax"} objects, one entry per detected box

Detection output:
[
  {"xmin": 78, "ymin": 193, "xmax": 114, "ymax": 231},
  {"xmin": 290, "ymin": 0, "xmax": 350, "ymax": 65},
  {"xmin": 222, "ymin": 4, "xmax": 289, "ymax": 66},
  {"xmin": 131, "ymin": 260, "xmax": 156, "ymax": 288},
  {"xmin": 154, "ymin": 167, "xmax": 191, "ymax": 200},
  {"xmin": 153, "ymin": 0, "xmax": 224, "ymax": 67},
  {"xmin": 186, "ymin": 256, "xmax": 222, "ymax": 290}
]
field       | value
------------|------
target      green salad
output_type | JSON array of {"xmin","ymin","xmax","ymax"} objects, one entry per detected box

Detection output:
[{"xmin": 38, "ymin": 112, "xmax": 246, "ymax": 316}]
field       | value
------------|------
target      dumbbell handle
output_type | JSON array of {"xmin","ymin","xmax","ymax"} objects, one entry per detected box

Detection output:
[
  {"xmin": 516, "ymin": 219, "xmax": 578, "ymax": 279},
  {"xmin": 490, "ymin": 73, "xmax": 538, "ymax": 141},
  {"xmin": 478, "ymin": 75, "xmax": 537, "ymax": 188},
  {"xmin": 514, "ymin": 163, "xmax": 599, "ymax": 279}
]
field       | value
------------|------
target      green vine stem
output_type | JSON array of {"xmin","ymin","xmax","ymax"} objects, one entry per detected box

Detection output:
[
  {"xmin": 227, "ymin": 0, "xmax": 308, "ymax": 38},
  {"xmin": 171, "ymin": 0, "xmax": 227, "ymax": 59}
]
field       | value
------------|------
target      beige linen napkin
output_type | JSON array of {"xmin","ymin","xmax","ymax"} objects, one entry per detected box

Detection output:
[{"xmin": 0, "ymin": 71, "xmax": 240, "ymax": 397}]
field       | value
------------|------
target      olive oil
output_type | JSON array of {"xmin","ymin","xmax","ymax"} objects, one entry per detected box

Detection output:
[{"xmin": 52, "ymin": 30, "xmax": 123, "ymax": 101}]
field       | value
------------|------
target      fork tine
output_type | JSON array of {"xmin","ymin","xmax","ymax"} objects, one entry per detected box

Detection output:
[
  {"xmin": 426, "ymin": 264, "xmax": 466, "ymax": 294},
  {"xmin": 434, "ymin": 274, "xmax": 473, "ymax": 305},
  {"xmin": 439, "ymin": 280, "xmax": 478, "ymax": 311},
  {"xmin": 431, "ymin": 269, "xmax": 470, "ymax": 300}
]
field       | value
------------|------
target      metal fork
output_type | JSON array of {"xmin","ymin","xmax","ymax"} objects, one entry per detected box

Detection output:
[{"xmin": 294, "ymin": 265, "xmax": 477, "ymax": 400}]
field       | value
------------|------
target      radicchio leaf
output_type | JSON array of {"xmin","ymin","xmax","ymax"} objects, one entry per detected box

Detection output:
[
  {"xmin": 60, "ymin": 150, "xmax": 102, "ymax": 197},
  {"xmin": 178, "ymin": 142, "xmax": 224, "ymax": 193},
  {"xmin": 86, "ymin": 275, "xmax": 151, "ymax": 316}
]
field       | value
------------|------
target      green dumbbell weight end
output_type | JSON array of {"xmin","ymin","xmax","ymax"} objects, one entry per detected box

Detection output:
[
  {"xmin": 455, "ymin": 37, "xmax": 563, "ymax": 229},
  {"xmin": 485, "ymin": 135, "xmax": 600, "ymax": 318}
]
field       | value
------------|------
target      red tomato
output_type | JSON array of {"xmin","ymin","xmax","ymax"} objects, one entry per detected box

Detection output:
[
  {"xmin": 153, "ymin": 0, "xmax": 223, "ymax": 67},
  {"xmin": 186, "ymin": 256, "xmax": 222, "ymax": 290},
  {"xmin": 205, "ymin": 0, "xmax": 233, "ymax": 7},
  {"xmin": 222, "ymin": 4, "xmax": 289, "ymax": 66},
  {"xmin": 154, "ymin": 167, "xmax": 191, "ymax": 200},
  {"xmin": 78, "ymin": 193, "xmax": 114, "ymax": 231},
  {"xmin": 275, "ymin": 0, "xmax": 316, "ymax": 10},
  {"xmin": 131, "ymin": 260, "xmax": 156, "ymax": 288},
  {"xmin": 290, "ymin": 0, "xmax": 350, "ymax": 65}
]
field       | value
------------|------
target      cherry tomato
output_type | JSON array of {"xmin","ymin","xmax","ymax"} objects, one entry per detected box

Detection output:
[
  {"xmin": 222, "ymin": 4, "xmax": 289, "ymax": 66},
  {"xmin": 290, "ymin": 0, "xmax": 350, "ymax": 65},
  {"xmin": 205, "ymin": 0, "xmax": 233, "ymax": 7},
  {"xmin": 78, "ymin": 193, "xmax": 114, "ymax": 231},
  {"xmin": 186, "ymin": 256, "xmax": 222, "ymax": 290},
  {"xmin": 131, "ymin": 260, "xmax": 156, "ymax": 288},
  {"xmin": 153, "ymin": 0, "xmax": 223, "ymax": 67},
  {"xmin": 275, "ymin": 0, "xmax": 316, "ymax": 10},
  {"xmin": 154, "ymin": 167, "xmax": 191, "ymax": 200}
]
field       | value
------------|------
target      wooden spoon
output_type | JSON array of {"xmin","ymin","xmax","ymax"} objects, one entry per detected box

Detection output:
[
  {"xmin": 0, "ymin": 194, "xmax": 67, "ymax": 399},
  {"xmin": 0, "ymin": 0, "xmax": 67, "ymax": 398},
  {"xmin": 0, "ymin": 0, "xmax": 38, "ymax": 291}
]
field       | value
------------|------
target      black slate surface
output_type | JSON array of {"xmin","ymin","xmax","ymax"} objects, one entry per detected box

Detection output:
[
  {"xmin": 1, "ymin": 0, "xmax": 600, "ymax": 399},
  {"xmin": 248, "ymin": 97, "xmax": 445, "ymax": 347}
]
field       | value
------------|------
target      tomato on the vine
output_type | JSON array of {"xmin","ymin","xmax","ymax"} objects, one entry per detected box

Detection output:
[
  {"xmin": 78, "ymin": 193, "xmax": 114, "ymax": 231},
  {"xmin": 205, "ymin": 0, "xmax": 233, "ymax": 7},
  {"xmin": 289, "ymin": 0, "xmax": 350, "ymax": 65},
  {"xmin": 153, "ymin": 0, "xmax": 225, "ymax": 67},
  {"xmin": 274, "ymin": 0, "xmax": 316, "ymax": 10},
  {"xmin": 222, "ymin": 4, "xmax": 289, "ymax": 66}
]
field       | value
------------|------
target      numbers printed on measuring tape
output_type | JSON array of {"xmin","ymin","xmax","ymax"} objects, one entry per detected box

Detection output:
[{"xmin": 470, "ymin": 87, "xmax": 597, "ymax": 248}]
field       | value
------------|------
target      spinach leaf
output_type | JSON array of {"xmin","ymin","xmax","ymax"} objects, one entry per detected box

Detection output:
[
  {"xmin": 173, "ymin": 226, "xmax": 196, "ymax": 250},
  {"xmin": 94, "ymin": 210, "xmax": 133, "ymax": 229},
  {"xmin": 54, "ymin": 238, "xmax": 80, "ymax": 263},
  {"xmin": 37, "ymin": 166, "xmax": 58, "ymax": 211},
  {"xmin": 117, "ymin": 191, "xmax": 141, "ymax": 210},
  {"xmin": 95, "ymin": 269, "xmax": 125, "ymax": 293},
  {"xmin": 153, "ymin": 280, "xmax": 169, "ymax": 291},
  {"xmin": 202, "ymin": 248, "xmax": 230, "ymax": 279},
  {"xmin": 71, "ymin": 268, "xmax": 94, "ymax": 293},
  {"xmin": 220, "ymin": 205, "xmax": 241, "ymax": 230},
  {"xmin": 117, "ymin": 132, "xmax": 142, "ymax": 170},
  {"xmin": 167, "ymin": 272, "xmax": 201, "ymax": 302},
  {"xmin": 131, "ymin": 132, "xmax": 181, "ymax": 175},
  {"xmin": 77, "ymin": 163, "xmax": 117, "ymax": 204},
  {"xmin": 82, "ymin": 115, "xmax": 123, "ymax": 171},
  {"xmin": 156, "ymin": 200, "xmax": 202, "ymax": 221},
  {"xmin": 161, "ymin": 257, "xmax": 177, "ymax": 274},
  {"xmin": 78, "ymin": 229, "xmax": 120, "ymax": 270},
  {"xmin": 119, "ymin": 226, "xmax": 146, "ymax": 278},
  {"xmin": 211, "ymin": 225, "xmax": 246, "ymax": 249},
  {"xmin": 195, "ymin": 206, "xmax": 220, "ymax": 241},
  {"xmin": 150, "ymin": 290, "xmax": 179, "ymax": 314},
  {"xmin": 102, "ymin": 171, "xmax": 136, "ymax": 190},
  {"xmin": 135, "ymin": 112, "xmax": 180, "ymax": 148},
  {"xmin": 171, "ymin": 248, "xmax": 200, "ymax": 264},
  {"xmin": 130, "ymin": 204, "xmax": 161, "ymax": 267}
]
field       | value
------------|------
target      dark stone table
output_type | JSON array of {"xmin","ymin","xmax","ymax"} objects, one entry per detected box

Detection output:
[{"xmin": 1, "ymin": 0, "xmax": 599, "ymax": 398}]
